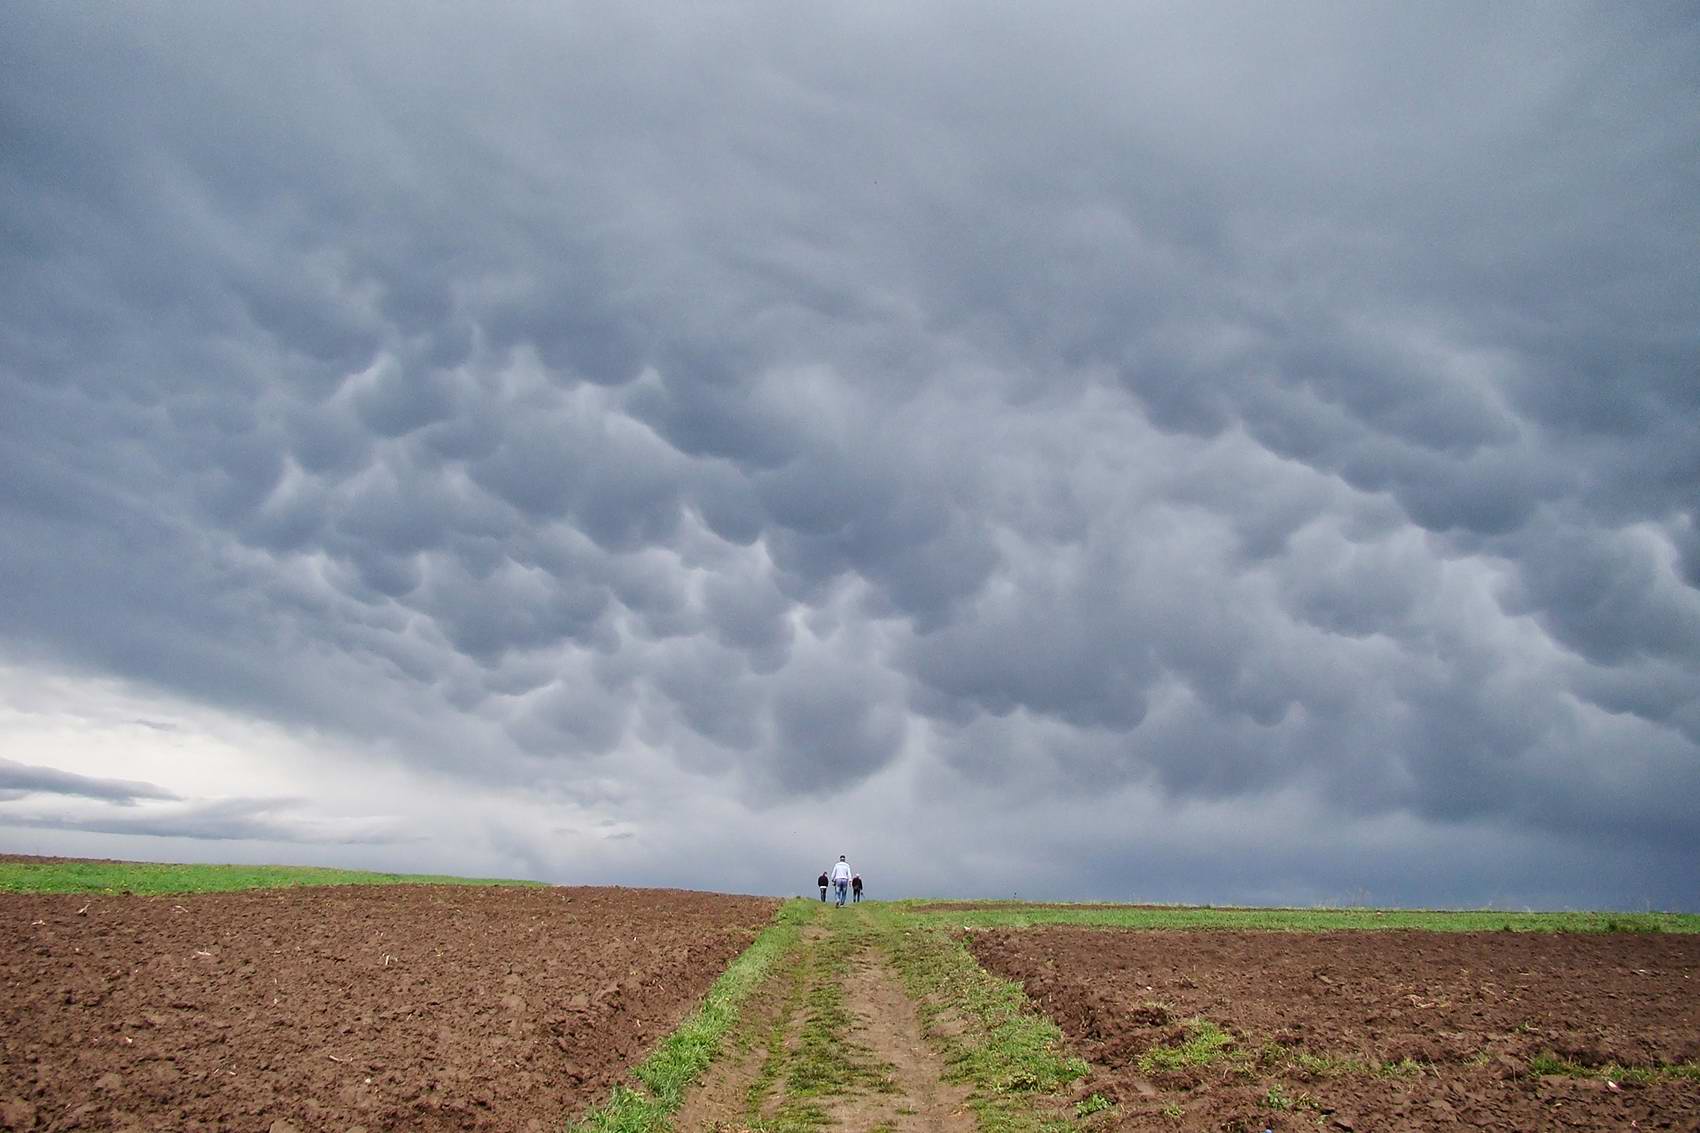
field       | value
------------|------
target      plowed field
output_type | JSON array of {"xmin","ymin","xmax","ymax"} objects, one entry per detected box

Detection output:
[
  {"xmin": 0, "ymin": 885, "xmax": 776, "ymax": 1132},
  {"xmin": 968, "ymin": 926, "xmax": 1700, "ymax": 1131}
]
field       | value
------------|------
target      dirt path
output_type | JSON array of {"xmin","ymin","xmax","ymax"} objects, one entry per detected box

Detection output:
[
  {"xmin": 673, "ymin": 914, "xmax": 973, "ymax": 1132},
  {"xmin": 816, "ymin": 947, "xmax": 974, "ymax": 1132}
]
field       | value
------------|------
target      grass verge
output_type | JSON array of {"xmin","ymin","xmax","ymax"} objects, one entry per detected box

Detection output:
[
  {"xmin": 0, "ymin": 857, "xmax": 541, "ymax": 895},
  {"xmin": 869, "ymin": 906, "xmax": 1089, "ymax": 1133},
  {"xmin": 570, "ymin": 899, "xmax": 815, "ymax": 1133},
  {"xmin": 899, "ymin": 901, "xmax": 1700, "ymax": 933}
]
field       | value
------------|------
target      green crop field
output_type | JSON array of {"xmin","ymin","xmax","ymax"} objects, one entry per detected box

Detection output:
[
  {"xmin": 898, "ymin": 900, "xmax": 1700, "ymax": 933},
  {"xmin": 0, "ymin": 857, "xmax": 543, "ymax": 896}
]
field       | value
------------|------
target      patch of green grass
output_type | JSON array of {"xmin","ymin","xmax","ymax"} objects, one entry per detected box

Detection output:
[
  {"xmin": 1260, "ymin": 1083, "xmax": 1322, "ymax": 1112},
  {"xmin": 1370, "ymin": 1057, "xmax": 1434, "ymax": 1078},
  {"xmin": 869, "ymin": 907, "xmax": 1086, "ymax": 1133},
  {"xmin": 1600, "ymin": 917, "xmax": 1662, "ymax": 933},
  {"xmin": 1139, "ymin": 1018, "xmax": 1235, "ymax": 1073},
  {"xmin": 1074, "ymin": 1092, "xmax": 1112, "ymax": 1117},
  {"xmin": 1528, "ymin": 1052, "xmax": 1700, "ymax": 1083},
  {"xmin": 0, "ymin": 858, "xmax": 541, "ymax": 895},
  {"xmin": 1528, "ymin": 1052, "xmax": 1575, "ymax": 1076},
  {"xmin": 570, "ymin": 900, "xmax": 814, "ymax": 1133},
  {"xmin": 1159, "ymin": 1101, "xmax": 1184, "ymax": 1118},
  {"xmin": 899, "ymin": 900, "xmax": 1700, "ymax": 934},
  {"xmin": 1265, "ymin": 1046, "xmax": 1362, "ymax": 1077},
  {"xmin": 1295, "ymin": 1051, "xmax": 1347, "ymax": 1075}
]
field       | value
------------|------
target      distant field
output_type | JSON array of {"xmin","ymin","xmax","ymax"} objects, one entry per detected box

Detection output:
[
  {"xmin": 0, "ymin": 855, "xmax": 543, "ymax": 895},
  {"xmin": 902, "ymin": 899, "xmax": 1700, "ymax": 933}
]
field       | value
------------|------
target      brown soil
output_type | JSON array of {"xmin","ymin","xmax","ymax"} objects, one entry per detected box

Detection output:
[
  {"xmin": 967, "ymin": 926, "xmax": 1700, "ymax": 1131},
  {"xmin": 0, "ymin": 885, "xmax": 776, "ymax": 1132}
]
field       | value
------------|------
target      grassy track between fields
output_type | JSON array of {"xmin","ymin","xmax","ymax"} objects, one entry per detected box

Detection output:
[
  {"xmin": 743, "ymin": 911, "xmax": 899, "ymax": 1131},
  {"xmin": 570, "ymin": 899, "xmax": 817, "ymax": 1133},
  {"xmin": 901, "ymin": 901, "xmax": 1700, "ymax": 933},
  {"xmin": 863, "ymin": 904, "xmax": 1089, "ymax": 1133},
  {"xmin": 0, "ymin": 858, "xmax": 543, "ymax": 895}
]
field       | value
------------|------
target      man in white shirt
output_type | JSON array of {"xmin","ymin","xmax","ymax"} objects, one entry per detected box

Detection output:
[{"xmin": 829, "ymin": 855, "xmax": 852, "ymax": 907}]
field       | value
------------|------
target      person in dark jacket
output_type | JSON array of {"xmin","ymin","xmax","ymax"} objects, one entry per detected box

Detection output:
[
  {"xmin": 817, "ymin": 871, "xmax": 829, "ymax": 901},
  {"xmin": 851, "ymin": 874, "xmax": 863, "ymax": 903}
]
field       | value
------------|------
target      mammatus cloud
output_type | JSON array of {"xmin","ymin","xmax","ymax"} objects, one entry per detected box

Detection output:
[{"xmin": 0, "ymin": 4, "xmax": 1696, "ymax": 906}]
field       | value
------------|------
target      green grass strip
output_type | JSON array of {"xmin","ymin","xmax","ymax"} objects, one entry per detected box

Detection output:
[
  {"xmin": 570, "ymin": 899, "xmax": 814, "ymax": 1133},
  {"xmin": 900, "ymin": 901, "xmax": 1700, "ymax": 934},
  {"xmin": 870, "ymin": 907, "xmax": 1087, "ymax": 1133},
  {"xmin": 1529, "ymin": 1052, "xmax": 1700, "ymax": 1083},
  {"xmin": 0, "ymin": 859, "xmax": 541, "ymax": 895}
]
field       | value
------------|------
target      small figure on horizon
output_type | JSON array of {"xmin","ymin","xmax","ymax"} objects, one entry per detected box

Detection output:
[
  {"xmin": 851, "ymin": 873, "xmax": 863, "ymax": 903},
  {"xmin": 817, "ymin": 870, "xmax": 829, "ymax": 902},
  {"xmin": 830, "ymin": 855, "xmax": 852, "ymax": 907}
]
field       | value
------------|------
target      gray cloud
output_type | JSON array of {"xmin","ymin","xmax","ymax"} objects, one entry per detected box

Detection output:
[
  {"xmin": 1, "ymin": 2, "xmax": 1696, "ymax": 907},
  {"xmin": 0, "ymin": 758, "xmax": 180, "ymax": 805},
  {"xmin": 0, "ymin": 796, "xmax": 410, "ymax": 845}
]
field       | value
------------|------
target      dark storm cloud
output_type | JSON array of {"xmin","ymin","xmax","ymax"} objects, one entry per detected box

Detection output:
[
  {"xmin": 2, "ymin": 2, "xmax": 1697, "ymax": 904},
  {"xmin": 0, "ymin": 758, "xmax": 179, "ymax": 805}
]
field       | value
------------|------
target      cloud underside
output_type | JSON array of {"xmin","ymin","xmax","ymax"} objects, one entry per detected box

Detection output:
[
  {"xmin": 0, "ymin": 5, "xmax": 1696, "ymax": 895},
  {"xmin": 0, "ymin": 757, "xmax": 180, "ymax": 805},
  {"xmin": 0, "ymin": 799, "xmax": 410, "ymax": 845},
  {"xmin": 0, "ymin": 757, "xmax": 403, "ymax": 843}
]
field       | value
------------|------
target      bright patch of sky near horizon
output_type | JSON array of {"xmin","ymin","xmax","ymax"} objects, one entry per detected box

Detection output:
[{"xmin": 1, "ymin": 3, "xmax": 1697, "ymax": 907}]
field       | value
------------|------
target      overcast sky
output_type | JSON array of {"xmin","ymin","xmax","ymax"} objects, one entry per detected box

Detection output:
[{"xmin": 2, "ymin": 3, "xmax": 1697, "ymax": 908}]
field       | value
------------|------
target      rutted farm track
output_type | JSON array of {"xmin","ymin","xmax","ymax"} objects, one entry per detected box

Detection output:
[
  {"xmin": 0, "ymin": 886, "xmax": 775, "ymax": 1132},
  {"xmin": 673, "ymin": 920, "xmax": 975, "ymax": 1132}
]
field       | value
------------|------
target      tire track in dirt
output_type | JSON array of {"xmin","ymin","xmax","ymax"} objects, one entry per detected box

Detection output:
[{"xmin": 671, "ymin": 927, "xmax": 812, "ymax": 1132}]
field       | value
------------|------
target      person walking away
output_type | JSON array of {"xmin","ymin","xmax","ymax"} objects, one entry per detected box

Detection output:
[
  {"xmin": 830, "ymin": 855, "xmax": 852, "ymax": 907},
  {"xmin": 817, "ymin": 871, "xmax": 829, "ymax": 902},
  {"xmin": 851, "ymin": 874, "xmax": 863, "ymax": 903}
]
